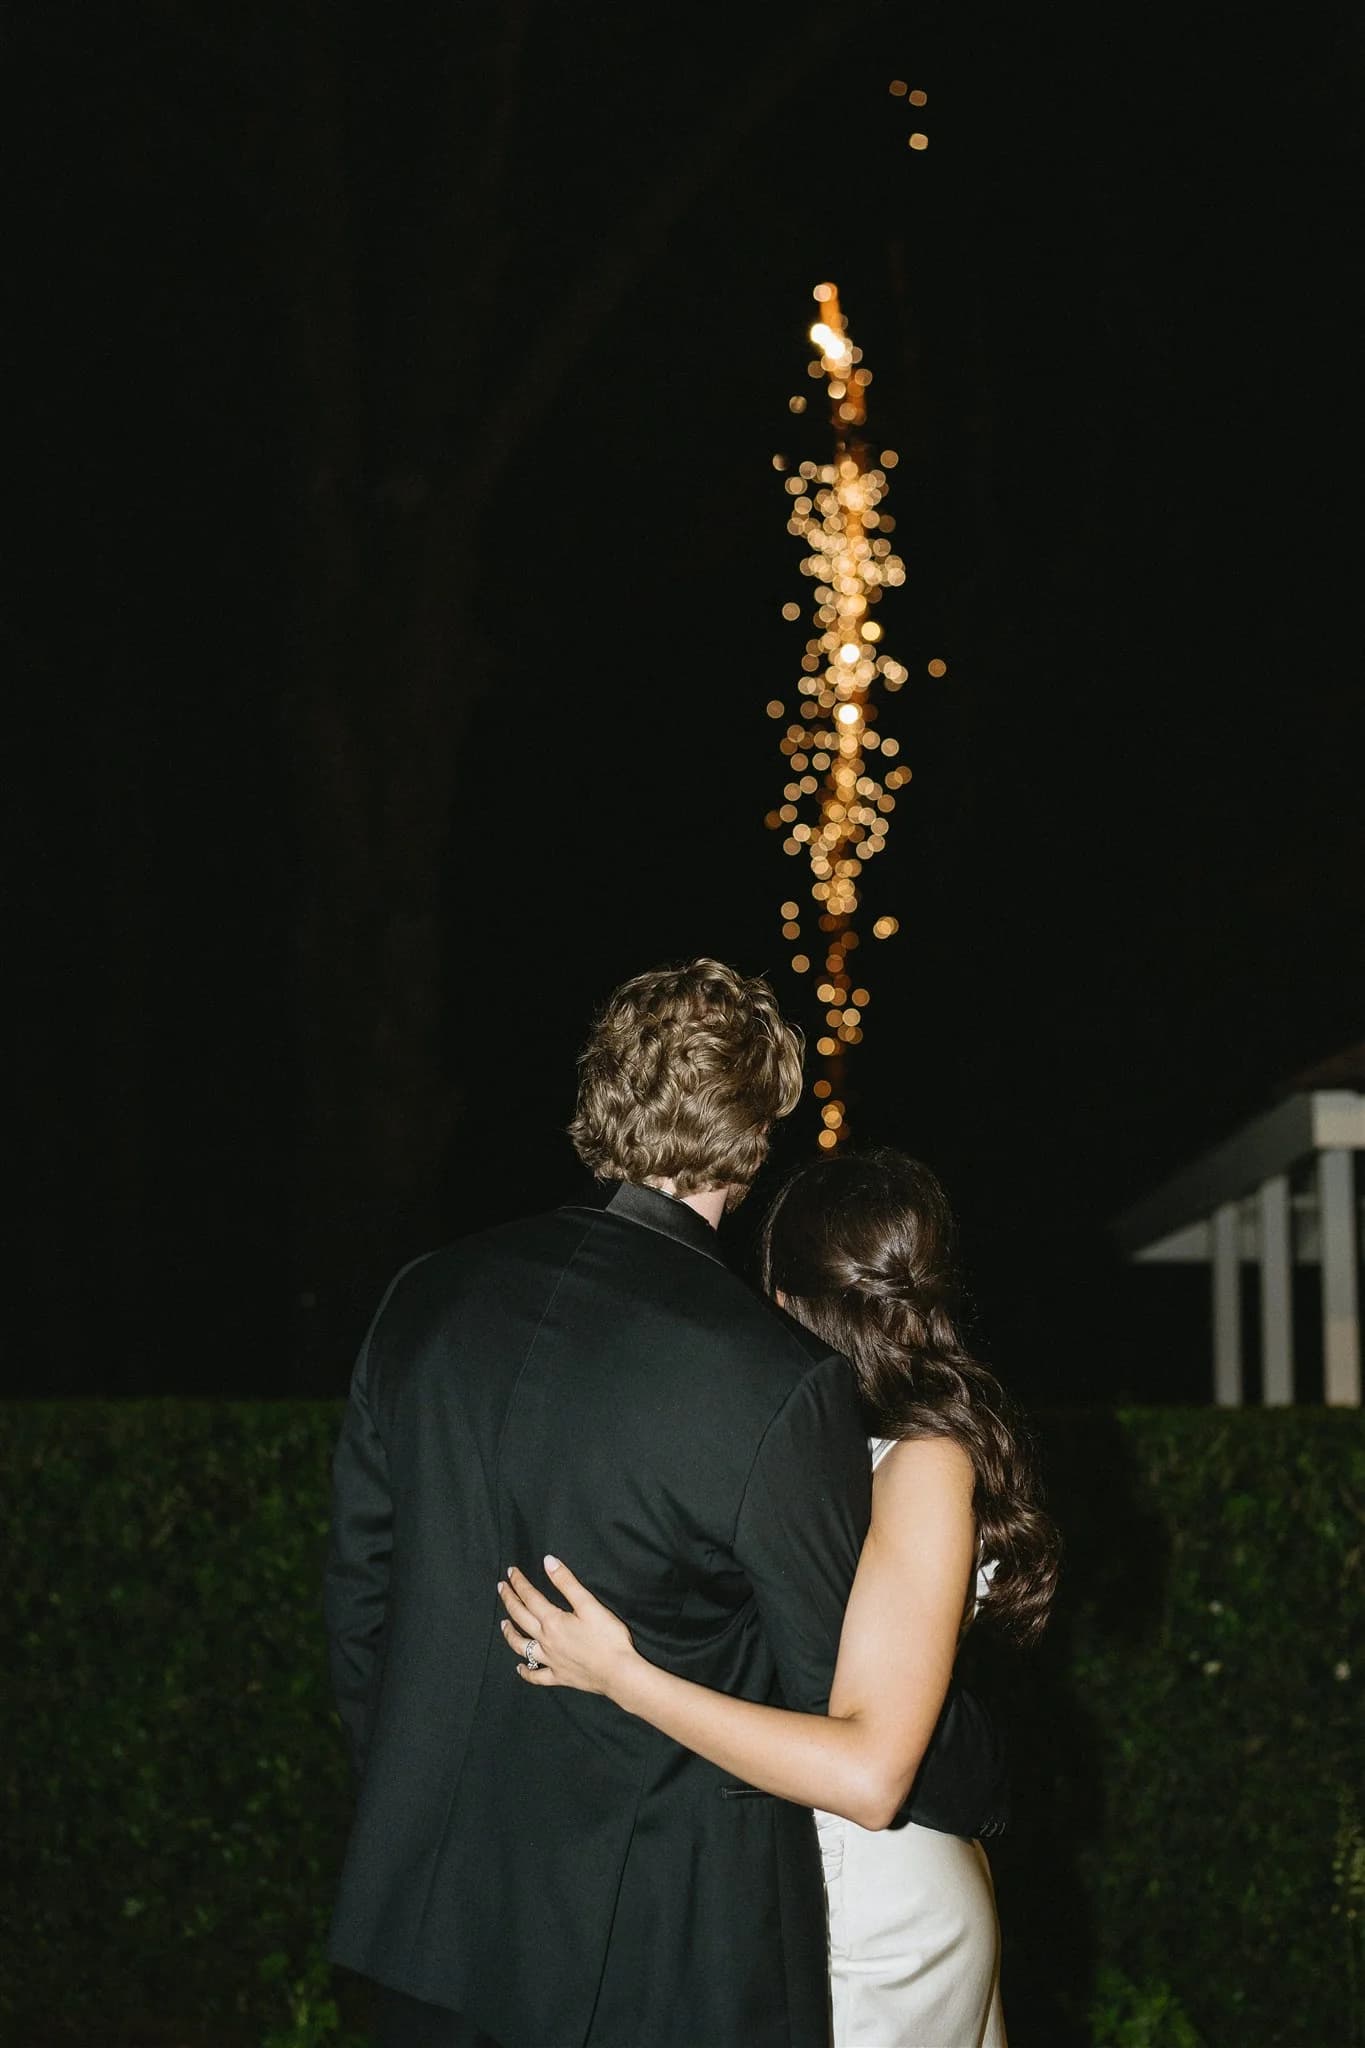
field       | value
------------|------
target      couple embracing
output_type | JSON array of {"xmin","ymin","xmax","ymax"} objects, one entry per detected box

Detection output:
[{"xmin": 325, "ymin": 958, "xmax": 1058, "ymax": 2048}]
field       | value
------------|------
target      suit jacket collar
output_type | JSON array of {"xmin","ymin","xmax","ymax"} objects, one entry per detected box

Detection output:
[{"xmin": 578, "ymin": 1180, "xmax": 729, "ymax": 1267}]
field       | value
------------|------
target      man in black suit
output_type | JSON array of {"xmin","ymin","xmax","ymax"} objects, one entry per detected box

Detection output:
[{"xmin": 325, "ymin": 959, "xmax": 1003, "ymax": 2048}]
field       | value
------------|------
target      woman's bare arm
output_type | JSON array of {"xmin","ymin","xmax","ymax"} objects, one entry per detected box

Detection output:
[{"xmin": 497, "ymin": 1436, "xmax": 976, "ymax": 1831}]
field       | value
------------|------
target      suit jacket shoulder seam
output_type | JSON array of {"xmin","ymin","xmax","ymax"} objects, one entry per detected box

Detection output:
[
  {"xmin": 728, "ymin": 1346, "xmax": 847, "ymax": 1555},
  {"xmin": 355, "ymin": 1250, "xmax": 442, "ymax": 1439}
]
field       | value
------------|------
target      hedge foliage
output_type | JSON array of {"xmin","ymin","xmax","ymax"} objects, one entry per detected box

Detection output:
[
  {"xmin": 2, "ymin": 1403, "xmax": 1362, "ymax": 2047},
  {"xmin": 980, "ymin": 1408, "xmax": 1365, "ymax": 2048},
  {"xmin": 2, "ymin": 1403, "xmax": 357, "ymax": 2048}
]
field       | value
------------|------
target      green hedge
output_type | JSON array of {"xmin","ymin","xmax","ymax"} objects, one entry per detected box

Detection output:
[
  {"xmin": 2, "ymin": 1404, "xmax": 358, "ymax": 2048},
  {"xmin": 979, "ymin": 1409, "xmax": 1365, "ymax": 2048},
  {"xmin": 2, "ymin": 1404, "xmax": 1361, "ymax": 2047}
]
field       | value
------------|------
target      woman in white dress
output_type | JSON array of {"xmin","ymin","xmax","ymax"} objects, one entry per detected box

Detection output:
[{"xmin": 497, "ymin": 1149, "xmax": 1059, "ymax": 2047}]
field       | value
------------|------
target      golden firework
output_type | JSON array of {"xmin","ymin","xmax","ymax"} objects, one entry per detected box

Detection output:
[{"xmin": 766, "ymin": 285, "xmax": 909, "ymax": 1147}]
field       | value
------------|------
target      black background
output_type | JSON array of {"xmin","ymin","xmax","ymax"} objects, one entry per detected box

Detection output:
[{"xmin": 9, "ymin": 1, "xmax": 1363, "ymax": 1400}]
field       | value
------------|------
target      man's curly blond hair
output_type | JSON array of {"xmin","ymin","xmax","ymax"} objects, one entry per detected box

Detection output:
[{"xmin": 568, "ymin": 959, "xmax": 804, "ymax": 1197}]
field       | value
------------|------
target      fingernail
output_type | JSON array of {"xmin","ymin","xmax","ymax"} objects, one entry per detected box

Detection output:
[
  {"xmin": 496, "ymin": 1580, "xmax": 506, "ymax": 1593},
  {"xmin": 545, "ymin": 1554, "xmax": 561, "ymax": 1572}
]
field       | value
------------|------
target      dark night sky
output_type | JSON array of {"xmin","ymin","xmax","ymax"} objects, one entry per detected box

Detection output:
[{"xmin": 8, "ymin": 2, "xmax": 1364, "ymax": 1402}]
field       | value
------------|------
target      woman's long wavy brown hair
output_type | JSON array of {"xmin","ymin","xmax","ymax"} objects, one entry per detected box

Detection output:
[{"xmin": 760, "ymin": 1147, "xmax": 1059, "ymax": 1644}]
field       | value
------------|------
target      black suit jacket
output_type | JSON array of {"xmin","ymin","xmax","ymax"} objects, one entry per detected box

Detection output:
[{"xmin": 324, "ymin": 1182, "xmax": 1005, "ymax": 2048}]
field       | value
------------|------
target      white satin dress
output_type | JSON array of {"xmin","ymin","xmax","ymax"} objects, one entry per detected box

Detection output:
[{"xmin": 813, "ymin": 1437, "xmax": 1007, "ymax": 2048}]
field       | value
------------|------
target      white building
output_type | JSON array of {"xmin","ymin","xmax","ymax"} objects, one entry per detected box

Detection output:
[{"xmin": 1114, "ymin": 1056, "xmax": 1363, "ymax": 1407}]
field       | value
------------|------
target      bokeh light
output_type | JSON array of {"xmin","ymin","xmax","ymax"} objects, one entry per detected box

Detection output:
[{"xmin": 767, "ymin": 283, "xmax": 906, "ymax": 1148}]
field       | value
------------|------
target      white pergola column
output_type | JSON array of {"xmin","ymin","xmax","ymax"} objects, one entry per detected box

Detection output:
[
  {"xmin": 1212, "ymin": 1200, "xmax": 1243, "ymax": 1407},
  {"xmin": 1318, "ymin": 1149, "xmax": 1361, "ymax": 1406},
  {"xmin": 1258, "ymin": 1174, "xmax": 1294, "ymax": 1405}
]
